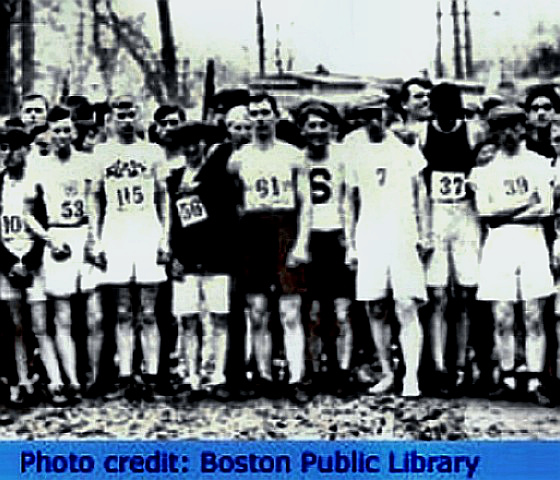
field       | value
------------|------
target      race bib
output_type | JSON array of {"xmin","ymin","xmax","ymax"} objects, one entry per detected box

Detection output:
[
  {"xmin": 502, "ymin": 176, "xmax": 530, "ymax": 197},
  {"xmin": 176, "ymin": 195, "xmax": 208, "ymax": 228},
  {"xmin": 59, "ymin": 198, "xmax": 86, "ymax": 224},
  {"xmin": 115, "ymin": 184, "xmax": 146, "ymax": 212},
  {"xmin": 245, "ymin": 174, "xmax": 294, "ymax": 212},
  {"xmin": 2, "ymin": 214, "xmax": 31, "ymax": 255},
  {"xmin": 431, "ymin": 171, "xmax": 466, "ymax": 202}
]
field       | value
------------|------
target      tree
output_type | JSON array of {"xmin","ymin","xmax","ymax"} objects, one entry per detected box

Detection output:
[
  {"xmin": 0, "ymin": 0, "xmax": 17, "ymax": 114},
  {"xmin": 156, "ymin": 0, "xmax": 178, "ymax": 102}
]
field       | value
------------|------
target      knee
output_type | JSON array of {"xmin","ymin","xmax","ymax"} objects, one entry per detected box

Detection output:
[
  {"xmin": 54, "ymin": 304, "xmax": 72, "ymax": 331},
  {"xmin": 182, "ymin": 314, "xmax": 198, "ymax": 335},
  {"xmin": 279, "ymin": 295, "xmax": 301, "ymax": 331},
  {"xmin": 213, "ymin": 313, "xmax": 229, "ymax": 332},
  {"xmin": 429, "ymin": 287, "xmax": 446, "ymax": 307},
  {"xmin": 334, "ymin": 298, "xmax": 350, "ymax": 322},
  {"xmin": 247, "ymin": 295, "xmax": 268, "ymax": 331},
  {"xmin": 367, "ymin": 299, "xmax": 387, "ymax": 321},
  {"xmin": 394, "ymin": 298, "xmax": 418, "ymax": 323},
  {"xmin": 32, "ymin": 306, "xmax": 47, "ymax": 336}
]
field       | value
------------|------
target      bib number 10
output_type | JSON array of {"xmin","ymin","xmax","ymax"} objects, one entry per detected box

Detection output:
[
  {"xmin": 117, "ymin": 186, "xmax": 144, "ymax": 208},
  {"xmin": 2, "ymin": 215, "xmax": 22, "ymax": 236}
]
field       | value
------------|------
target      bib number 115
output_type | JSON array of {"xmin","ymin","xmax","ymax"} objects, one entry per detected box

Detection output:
[{"xmin": 117, "ymin": 186, "xmax": 144, "ymax": 207}]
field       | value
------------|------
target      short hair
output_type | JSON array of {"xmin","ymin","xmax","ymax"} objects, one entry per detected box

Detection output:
[
  {"xmin": 22, "ymin": 93, "xmax": 49, "ymax": 111},
  {"xmin": 524, "ymin": 85, "xmax": 560, "ymax": 113},
  {"xmin": 429, "ymin": 82, "xmax": 464, "ymax": 116},
  {"xmin": 47, "ymin": 105, "xmax": 71, "ymax": 123},
  {"xmin": 153, "ymin": 104, "xmax": 186, "ymax": 123},
  {"xmin": 248, "ymin": 93, "xmax": 280, "ymax": 117},
  {"xmin": 111, "ymin": 95, "xmax": 136, "ymax": 110},
  {"xmin": 400, "ymin": 77, "xmax": 433, "ymax": 105},
  {"xmin": 72, "ymin": 102, "xmax": 96, "ymax": 124}
]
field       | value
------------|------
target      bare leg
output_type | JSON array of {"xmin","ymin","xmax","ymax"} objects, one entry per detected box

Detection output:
[
  {"xmin": 247, "ymin": 294, "xmax": 272, "ymax": 381},
  {"xmin": 335, "ymin": 298, "xmax": 353, "ymax": 371},
  {"xmin": 31, "ymin": 301, "xmax": 62, "ymax": 387},
  {"xmin": 428, "ymin": 287, "xmax": 447, "ymax": 373},
  {"xmin": 115, "ymin": 287, "xmax": 134, "ymax": 378},
  {"xmin": 139, "ymin": 286, "xmax": 160, "ymax": 376},
  {"xmin": 53, "ymin": 298, "xmax": 79, "ymax": 386},
  {"xmin": 279, "ymin": 295, "xmax": 305, "ymax": 384},
  {"xmin": 524, "ymin": 298, "xmax": 546, "ymax": 392},
  {"xmin": 366, "ymin": 299, "xmax": 393, "ymax": 393},
  {"xmin": 395, "ymin": 299, "xmax": 423, "ymax": 397}
]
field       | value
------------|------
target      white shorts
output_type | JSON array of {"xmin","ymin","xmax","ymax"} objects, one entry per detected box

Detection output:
[
  {"xmin": 0, "ymin": 268, "xmax": 46, "ymax": 303},
  {"xmin": 173, "ymin": 274, "xmax": 231, "ymax": 316},
  {"xmin": 99, "ymin": 219, "xmax": 166, "ymax": 286},
  {"xmin": 426, "ymin": 203, "xmax": 480, "ymax": 287},
  {"xmin": 478, "ymin": 225, "xmax": 554, "ymax": 302},
  {"xmin": 43, "ymin": 227, "xmax": 96, "ymax": 297},
  {"xmin": 356, "ymin": 233, "xmax": 427, "ymax": 303}
]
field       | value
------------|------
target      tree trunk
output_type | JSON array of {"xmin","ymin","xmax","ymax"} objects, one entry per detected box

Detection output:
[
  {"xmin": 21, "ymin": 0, "xmax": 34, "ymax": 96},
  {"xmin": 156, "ymin": 0, "xmax": 177, "ymax": 102},
  {"xmin": 0, "ymin": 1, "xmax": 14, "ymax": 115}
]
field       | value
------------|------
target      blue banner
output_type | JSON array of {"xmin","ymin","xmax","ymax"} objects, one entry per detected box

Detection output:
[{"xmin": 0, "ymin": 441, "xmax": 558, "ymax": 479}]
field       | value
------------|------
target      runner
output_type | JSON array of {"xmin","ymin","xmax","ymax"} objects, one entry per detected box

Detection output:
[
  {"xmin": 422, "ymin": 82, "xmax": 479, "ymax": 396},
  {"xmin": 471, "ymin": 107, "xmax": 554, "ymax": 406},
  {"xmin": 167, "ymin": 122, "xmax": 239, "ymax": 400},
  {"xmin": 228, "ymin": 93, "xmax": 309, "ymax": 402},
  {"xmin": 295, "ymin": 100, "xmax": 354, "ymax": 398},
  {"xmin": 0, "ymin": 129, "xmax": 51, "ymax": 405},
  {"xmin": 93, "ymin": 95, "xmax": 169, "ymax": 402},
  {"xmin": 346, "ymin": 100, "xmax": 430, "ymax": 397}
]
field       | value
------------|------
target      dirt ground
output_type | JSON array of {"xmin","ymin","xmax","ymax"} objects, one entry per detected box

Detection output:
[{"xmin": 1, "ymin": 394, "xmax": 559, "ymax": 441}]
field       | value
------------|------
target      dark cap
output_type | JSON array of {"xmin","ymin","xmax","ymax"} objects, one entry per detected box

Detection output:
[
  {"xmin": 211, "ymin": 89, "xmax": 250, "ymax": 114},
  {"xmin": 3, "ymin": 129, "xmax": 32, "ymax": 149},
  {"xmin": 487, "ymin": 105, "xmax": 526, "ymax": 129}
]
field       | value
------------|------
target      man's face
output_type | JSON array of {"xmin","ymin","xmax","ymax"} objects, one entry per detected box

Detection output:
[
  {"xmin": 21, "ymin": 98, "xmax": 47, "ymax": 130},
  {"xmin": 405, "ymin": 84, "xmax": 431, "ymax": 121},
  {"xmin": 183, "ymin": 141, "xmax": 205, "ymax": 168},
  {"xmin": 4, "ymin": 145, "xmax": 26, "ymax": 170},
  {"xmin": 248, "ymin": 100, "xmax": 276, "ymax": 142},
  {"xmin": 157, "ymin": 111, "xmax": 183, "ymax": 145},
  {"xmin": 226, "ymin": 116, "xmax": 252, "ymax": 147},
  {"xmin": 550, "ymin": 123, "xmax": 560, "ymax": 157},
  {"xmin": 528, "ymin": 96, "xmax": 555, "ymax": 129},
  {"xmin": 301, "ymin": 114, "xmax": 332, "ymax": 148},
  {"xmin": 82, "ymin": 128, "xmax": 98, "ymax": 153},
  {"xmin": 365, "ymin": 109, "xmax": 386, "ymax": 143},
  {"xmin": 34, "ymin": 131, "xmax": 51, "ymax": 156},
  {"xmin": 476, "ymin": 143, "xmax": 497, "ymax": 166},
  {"xmin": 113, "ymin": 105, "xmax": 138, "ymax": 138},
  {"xmin": 498, "ymin": 125, "xmax": 521, "ymax": 153},
  {"xmin": 0, "ymin": 139, "xmax": 9, "ymax": 165},
  {"xmin": 50, "ymin": 118, "xmax": 75, "ymax": 150}
]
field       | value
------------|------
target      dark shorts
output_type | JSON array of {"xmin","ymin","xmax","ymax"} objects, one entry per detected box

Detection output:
[
  {"xmin": 308, "ymin": 230, "xmax": 354, "ymax": 299},
  {"xmin": 238, "ymin": 211, "xmax": 306, "ymax": 296}
]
